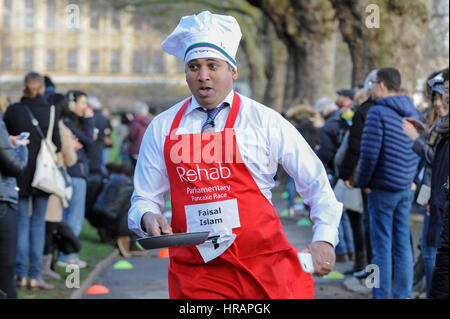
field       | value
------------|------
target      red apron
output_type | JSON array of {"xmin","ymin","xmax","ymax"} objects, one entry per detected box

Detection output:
[{"xmin": 163, "ymin": 92, "xmax": 314, "ymax": 299}]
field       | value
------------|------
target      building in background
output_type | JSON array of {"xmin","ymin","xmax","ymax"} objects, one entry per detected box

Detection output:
[
  {"xmin": 0, "ymin": 0, "xmax": 185, "ymax": 80},
  {"xmin": 0, "ymin": 0, "xmax": 190, "ymax": 111}
]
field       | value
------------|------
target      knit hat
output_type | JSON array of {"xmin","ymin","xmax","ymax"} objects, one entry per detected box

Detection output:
[{"xmin": 161, "ymin": 11, "xmax": 242, "ymax": 70}]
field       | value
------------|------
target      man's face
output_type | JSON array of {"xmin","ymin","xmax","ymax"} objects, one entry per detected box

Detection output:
[
  {"xmin": 185, "ymin": 58, "xmax": 238, "ymax": 110},
  {"xmin": 370, "ymin": 77, "xmax": 384, "ymax": 100},
  {"xmin": 337, "ymin": 95, "xmax": 351, "ymax": 109}
]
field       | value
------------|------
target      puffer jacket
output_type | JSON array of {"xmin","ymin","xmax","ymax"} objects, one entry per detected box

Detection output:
[
  {"xmin": 0, "ymin": 112, "xmax": 28, "ymax": 205},
  {"xmin": 357, "ymin": 95, "xmax": 422, "ymax": 191}
]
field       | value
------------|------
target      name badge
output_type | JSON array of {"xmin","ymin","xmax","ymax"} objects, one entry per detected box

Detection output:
[{"xmin": 184, "ymin": 198, "xmax": 240, "ymax": 263}]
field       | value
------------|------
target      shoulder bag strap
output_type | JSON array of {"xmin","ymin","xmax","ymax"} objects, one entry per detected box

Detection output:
[
  {"xmin": 23, "ymin": 104, "xmax": 46, "ymax": 140},
  {"xmin": 46, "ymin": 105, "xmax": 55, "ymax": 142},
  {"xmin": 23, "ymin": 104, "xmax": 58, "ymax": 162}
]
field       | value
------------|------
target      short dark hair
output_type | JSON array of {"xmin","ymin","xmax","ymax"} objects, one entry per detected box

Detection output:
[
  {"xmin": 67, "ymin": 90, "xmax": 87, "ymax": 103},
  {"xmin": 443, "ymin": 68, "xmax": 449, "ymax": 82},
  {"xmin": 376, "ymin": 67, "xmax": 401, "ymax": 92},
  {"xmin": 119, "ymin": 163, "xmax": 134, "ymax": 177}
]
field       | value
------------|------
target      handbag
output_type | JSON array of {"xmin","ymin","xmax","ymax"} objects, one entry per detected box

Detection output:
[
  {"xmin": 24, "ymin": 105, "xmax": 72, "ymax": 207},
  {"xmin": 333, "ymin": 178, "xmax": 364, "ymax": 213}
]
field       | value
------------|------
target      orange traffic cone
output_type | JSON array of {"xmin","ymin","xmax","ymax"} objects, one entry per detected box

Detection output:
[
  {"xmin": 158, "ymin": 248, "xmax": 170, "ymax": 258},
  {"xmin": 86, "ymin": 284, "xmax": 110, "ymax": 295}
]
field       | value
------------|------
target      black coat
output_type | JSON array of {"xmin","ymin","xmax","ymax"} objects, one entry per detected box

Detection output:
[
  {"xmin": 427, "ymin": 133, "xmax": 448, "ymax": 247},
  {"xmin": 86, "ymin": 110, "xmax": 111, "ymax": 174},
  {"xmin": 339, "ymin": 98, "xmax": 374, "ymax": 181},
  {"xmin": 316, "ymin": 109, "xmax": 348, "ymax": 174},
  {"xmin": 64, "ymin": 115, "xmax": 94, "ymax": 179},
  {"xmin": 0, "ymin": 112, "xmax": 28, "ymax": 205},
  {"xmin": 3, "ymin": 95, "xmax": 61, "ymax": 197},
  {"xmin": 295, "ymin": 121, "xmax": 319, "ymax": 150}
]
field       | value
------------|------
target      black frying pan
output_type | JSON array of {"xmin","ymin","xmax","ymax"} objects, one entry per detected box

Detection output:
[{"xmin": 137, "ymin": 232, "xmax": 220, "ymax": 250}]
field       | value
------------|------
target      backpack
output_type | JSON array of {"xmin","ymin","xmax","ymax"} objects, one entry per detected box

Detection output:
[{"xmin": 93, "ymin": 174, "xmax": 133, "ymax": 221}]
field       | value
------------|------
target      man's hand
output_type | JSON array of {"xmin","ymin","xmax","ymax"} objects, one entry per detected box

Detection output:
[
  {"xmin": 402, "ymin": 118, "xmax": 420, "ymax": 141},
  {"xmin": 301, "ymin": 241, "xmax": 335, "ymax": 276},
  {"xmin": 344, "ymin": 180, "xmax": 353, "ymax": 189},
  {"xmin": 140, "ymin": 212, "xmax": 173, "ymax": 236}
]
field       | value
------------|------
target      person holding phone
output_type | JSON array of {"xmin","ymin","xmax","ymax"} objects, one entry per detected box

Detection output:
[
  {"xmin": 55, "ymin": 90, "xmax": 94, "ymax": 269},
  {"xmin": 429, "ymin": 67, "xmax": 449, "ymax": 299},
  {"xmin": 0, "ymin": 108, "xmax": 29, "ymax": 298},
  {"xmin": 402, "ymin": 69, "xmax": 448, "ymax": 298},
  {"xmin": 3, "ymin": 72, "xmax": 61, "ymax": 290},
  {"xmin": 128, "ymin": 11, "xmax": 343, "ymax": 299}
]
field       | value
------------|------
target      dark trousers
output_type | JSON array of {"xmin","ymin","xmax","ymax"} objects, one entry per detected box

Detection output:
[
  {"xmin": 429, "ymin": 203, "xmax": 449, "ymax": 299},
  {"xmin": 0, "ymin": 202, "xmax": 18, "ymax": 299},
  {"xmin": 361, "ymin": 190, "xmax": 372, "ymax": 262},
  {"xmin": 347, "ymin": 209, "xmax": 366, "ymax": 253}
]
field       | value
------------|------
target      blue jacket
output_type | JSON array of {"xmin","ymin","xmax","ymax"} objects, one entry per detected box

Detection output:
[{"xmin": 357, "ymin": 95, "xmax": 421, "ymax": 191}]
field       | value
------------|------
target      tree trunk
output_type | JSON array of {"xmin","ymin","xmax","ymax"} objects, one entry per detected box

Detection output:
[
  {"xmin": 263, "ymin": 21, "xmax": 289, "ymax": 112},
  {"xmin": 248, "ymin": 0, "xmax": 338, "ymax": 109},
  {"xmin": 236, "ymin": 13, "xmax": 268, "ymax": 103},
  {"xmin": 331, "ymin": 0, "xmax": 433, "ymax": 93}
]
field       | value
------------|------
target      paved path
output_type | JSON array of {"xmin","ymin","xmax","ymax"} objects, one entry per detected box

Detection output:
[{"xmin": 83, "ymin": 187, "xmax": 423, "ymax": 299}]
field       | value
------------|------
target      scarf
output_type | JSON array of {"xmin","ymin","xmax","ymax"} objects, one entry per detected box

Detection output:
[{"xmin": 437, "ymin": 114, "xmax": 449, "ymax": 134}]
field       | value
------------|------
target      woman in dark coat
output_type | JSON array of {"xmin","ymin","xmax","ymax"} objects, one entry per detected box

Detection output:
[
  {"xmin": 429, "ymin": 68, "xmax": 449, "ymax": 299},
  {"xmin": 3, "ymin": 72, "xmax": 61, "ymax": 290},
  {"xmin": 402, "ymin": 70, "xmax": 448, "ymax": 297},
  {"xmin": 0, "ymin": 108, "xmax": 28, "ymax": 298},
  {"xmin": 56, "ymin": 90, "xmax": 94, "ymax": 268}
]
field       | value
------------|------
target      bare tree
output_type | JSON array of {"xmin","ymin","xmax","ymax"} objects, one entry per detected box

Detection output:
[
  {"xmin": 248, "ymin": 0, "xmax": 338, "ymax": 108},
  {"xmin": 331, "ymin": 0, "xmax": 433, "ymax": 94}
]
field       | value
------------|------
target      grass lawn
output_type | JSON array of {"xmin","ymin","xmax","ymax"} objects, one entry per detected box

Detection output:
[{"xmin": 17, "ymin": 219, "xmax": 115, "ymax": 299}]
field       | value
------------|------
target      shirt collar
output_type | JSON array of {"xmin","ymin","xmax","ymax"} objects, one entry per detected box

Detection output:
[{"xmin": 185, "ymin": 89, "xmax": 235, "ymax": 116}]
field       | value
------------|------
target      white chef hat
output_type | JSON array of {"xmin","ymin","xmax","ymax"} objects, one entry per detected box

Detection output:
[{"xmin": 161, "ymin": 11, "xmax": 242, "ymax": 70}]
